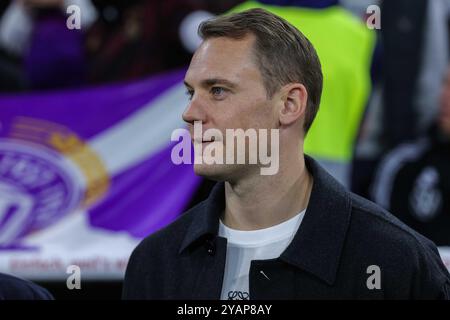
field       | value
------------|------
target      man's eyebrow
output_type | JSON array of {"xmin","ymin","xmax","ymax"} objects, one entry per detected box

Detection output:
[
  {"xmin": 183, "ymin": 78, "xmax": 237, "ymax": 89},
  {"xmin": 202, "ymin": 78, "xmax": 237, "ymax": 89}
]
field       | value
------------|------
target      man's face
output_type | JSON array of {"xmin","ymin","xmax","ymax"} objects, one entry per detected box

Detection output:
[
  {"xmin": 439, "ymin": 67, "xmax": 450, "ymax": 137},
  {"xmin": 183, "ymin": 35, "xmax": 279, "ymax": 181}
]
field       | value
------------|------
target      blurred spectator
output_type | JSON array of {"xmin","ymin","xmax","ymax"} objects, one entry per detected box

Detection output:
[
  {"xmin": 0, "ymin": 272, "xmax": 54, "ymax": 300},
  {"xmin": 0, "ymin": 1, "xmax": 26, "ymax": 91},
  {"xmin": 0, "ymin": 0, "xmax": 245, "ymax": 91},
  {"xmin": 0, "ymin": 0, "xmax": 97, "ymax": 90},
  {"xmin": 381, "ymin": 0, "xmax": 449, "ymax": 148},
  {"xmin": 351, "ymin": 0, "xmax": 450, "ymax": 198},
  {"xmin": 371, "ymin": 66, "xmax": 450, "ymax": 246},
  {"xmin": 86, "ymin": 0, "xmax": 242, "ymax": 84},
  {"xmin": 0, "ymin": 49, "xmax": 24, "ymax": 91}
]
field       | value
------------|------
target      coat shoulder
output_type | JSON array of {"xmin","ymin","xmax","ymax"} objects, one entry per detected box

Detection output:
[
  {"xmin": 346, "ymin": 192, "xmax": 450, "ymax": 298},
  {"xmin": 349, "ymin": 192, "xmax": 438, "ymax": 251},
  {"xmin": 0, "ymin": 273, "xmax": 54, "ymax": 300},
  {"xmin": 122, "ymin": 201, "xmax": 206, "ymax": 299},
  {"xmin": 131, "ymin": 201, "xmax": 205, "ymax": 259}
]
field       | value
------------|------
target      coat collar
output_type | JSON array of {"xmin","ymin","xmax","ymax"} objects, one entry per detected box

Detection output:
[{"xmin": 179, "ymin": 155, "xmax": 352, "ymax": 285}]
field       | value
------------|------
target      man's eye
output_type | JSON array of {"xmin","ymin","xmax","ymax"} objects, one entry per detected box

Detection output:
[
  {"xmin": 185, "ymin": 89, "xmax": 194, "ymax": 100},
  {"xmin": 210, "ymin": 87, "xmax": 227, "ymax": 98}
]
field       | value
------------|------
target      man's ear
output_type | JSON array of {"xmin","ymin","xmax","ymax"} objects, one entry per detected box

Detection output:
[{"xmin": 278, "ymin": 83, "xmax": 308, "ymax": 127}]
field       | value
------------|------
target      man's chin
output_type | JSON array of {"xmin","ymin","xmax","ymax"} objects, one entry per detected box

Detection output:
[
  {"xmin": 193, "ymin": 163, "xmax": 229, "ymax": 181},
  {"xmin": 193, "ymin": 163, "xmax": 253, "ymax": 183}
]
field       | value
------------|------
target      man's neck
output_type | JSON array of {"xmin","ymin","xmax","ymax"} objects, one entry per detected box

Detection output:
[{"xmin": 222, "ymin": 154, "xmax": 312, "ymax": 231}]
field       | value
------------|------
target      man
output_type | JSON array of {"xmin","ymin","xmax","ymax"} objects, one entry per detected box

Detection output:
[
  {"xmin": 372, "ymin": 66, "xmax": 450, "ymax": 247},
  {"xmin": 181, "ymin": 0, "xmax": 376, "ymax": 189},
  {"xmin": 123, "ymin": 9, "xmax": 450, "ymax": 299}
]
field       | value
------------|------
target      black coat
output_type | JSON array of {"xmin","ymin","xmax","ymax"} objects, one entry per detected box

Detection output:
[
  {"xmin": 0, "ymin": 273, "xmax": 53, "ymax": 300},
  {"xmin": 123, "ymin": 156, "xmax": 450, "ymax": 299}
]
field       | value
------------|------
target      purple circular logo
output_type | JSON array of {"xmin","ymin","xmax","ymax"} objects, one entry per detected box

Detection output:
[{"xmin": 0, "ymin": 139, "xmax": 84, "ymax": 245}]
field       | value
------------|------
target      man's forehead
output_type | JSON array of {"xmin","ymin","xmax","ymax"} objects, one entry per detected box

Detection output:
[
  {"xmin": 198, "ymin": 35, "xmax": 255, "ymax": 54},
  {"xmin": 185, "ymin": 36, "xmax": 260, "ymax": 85}
]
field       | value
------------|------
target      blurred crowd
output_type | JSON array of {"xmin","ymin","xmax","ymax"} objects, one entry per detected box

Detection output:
[
  {"xmin": 0, "ymin": 0, "xmax": 449, "ymax": 246},
  {"xmin": 0, "ymin": 0, "xmax": 243, "ymax": 90}
]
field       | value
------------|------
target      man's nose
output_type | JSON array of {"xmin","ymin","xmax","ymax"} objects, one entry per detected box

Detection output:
[{"xmin": 182, "ymin": 97, "xmax": 206, "ymax": 126}]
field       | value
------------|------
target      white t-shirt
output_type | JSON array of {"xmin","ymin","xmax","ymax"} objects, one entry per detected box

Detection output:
[{"xmin": 218, "ymin": 209, "xmax": 306, "ymax": 300}]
